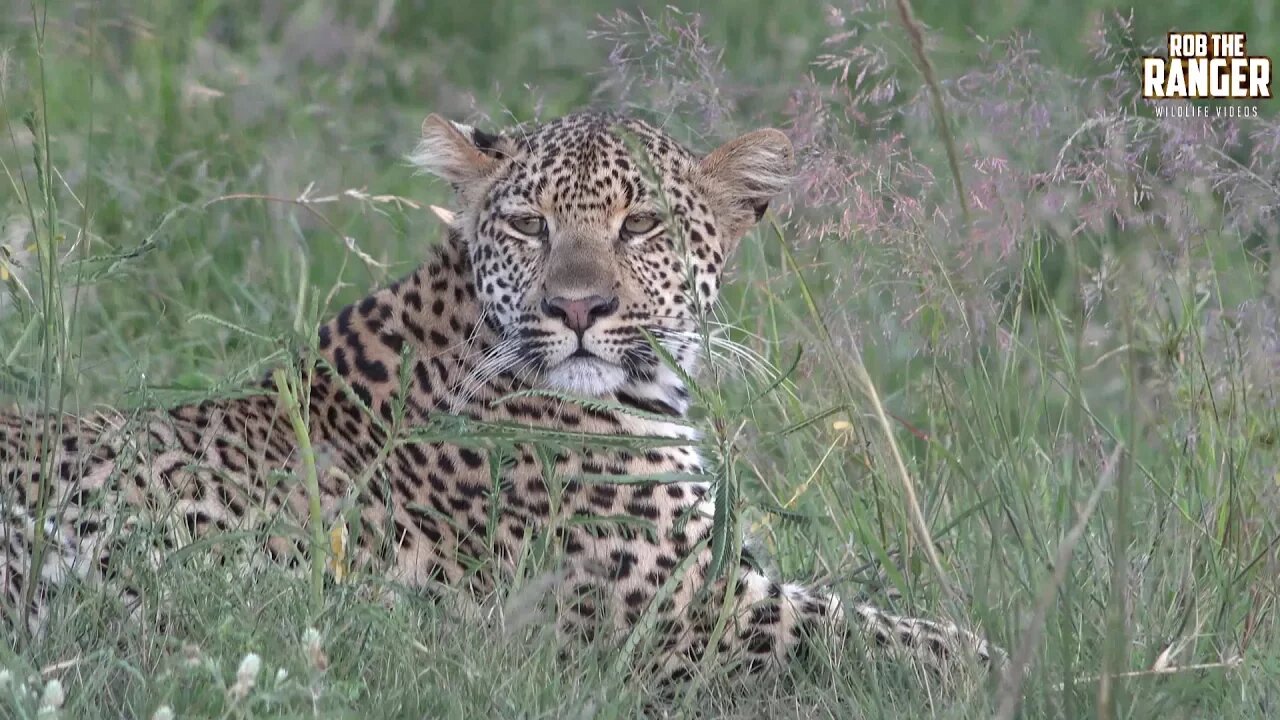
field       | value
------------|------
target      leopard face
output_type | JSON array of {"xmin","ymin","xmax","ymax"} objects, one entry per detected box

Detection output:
[{"xmin": 410, "ymin": 111, "xmax": 794, "ymax": 397}]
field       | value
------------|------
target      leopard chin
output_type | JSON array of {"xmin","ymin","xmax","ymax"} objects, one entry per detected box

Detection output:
[{"xmin": 544, "ymin": 356, "xmax": 628, "ymax": 396}]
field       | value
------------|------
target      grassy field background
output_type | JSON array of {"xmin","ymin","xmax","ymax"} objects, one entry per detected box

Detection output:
[{"xmin": 2, "ymin": 0, "xmax": 1279, "ymax": 717}]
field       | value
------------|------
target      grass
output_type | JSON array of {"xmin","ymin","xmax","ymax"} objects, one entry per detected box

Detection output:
[{"xmin": 2, "ymin": 0, "xmax": 1280, "ymax": 717}]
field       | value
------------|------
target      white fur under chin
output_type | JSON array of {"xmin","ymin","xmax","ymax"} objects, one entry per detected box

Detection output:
[{"xmin": 545, "ymin": 358, "xmax": 629, "ymax": 396}]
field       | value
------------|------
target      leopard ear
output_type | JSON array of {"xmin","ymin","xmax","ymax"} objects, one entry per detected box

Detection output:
[
  {"xmin": 409, "ymin": 114, "xmax": 511, "ymax": 186},
  {"xmin": 697, "ymin": 129, "xmax": 795, "ymax": 248}
]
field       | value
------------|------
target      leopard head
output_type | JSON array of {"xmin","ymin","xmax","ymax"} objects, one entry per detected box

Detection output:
[{"xmin": 409, "ymin": 111, "xmax": 793, "ymax": 400}]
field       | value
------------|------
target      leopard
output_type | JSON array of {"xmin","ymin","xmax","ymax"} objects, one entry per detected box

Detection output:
[{"xmin": 0, "ymin": 110, "xmax": 998, "ymax": 685}]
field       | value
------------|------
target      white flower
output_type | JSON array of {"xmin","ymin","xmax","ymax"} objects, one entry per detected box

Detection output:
[
  {"xmin": 302, "ymin": 627, "xmax": 328, "ymax": 671},
  {"xmin": 229, "ymin": 652, "xmax": 261, "ymax": 701},
  {"xmin": 37, "ymin": 678, "xmax": 65, "ymax": 717},
  {"xmin": 238, "ymin": 653, "xmax": 261, "ymax": 678},
  {"xmin": 302, "ymin": 627, "xmax": 321, "ymax": 647}
]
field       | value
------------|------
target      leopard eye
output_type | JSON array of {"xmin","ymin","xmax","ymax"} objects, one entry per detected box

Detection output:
[
  {"xmin": 509, "ymin": 215, "xmax": 547, "ymax": 237},
  {"xmin": 622, "ymin": 214, "xmax": 661, "ymax": 238}
]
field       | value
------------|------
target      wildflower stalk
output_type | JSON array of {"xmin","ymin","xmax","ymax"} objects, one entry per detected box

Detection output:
[
  {"xmin": 892, "ymin": 0, "xmax": 971, "ymax": 230},
  {"xmin": 273, "ymin": 366, "xmax": 325, "ymax": 615},
  {"xmin": 17, "ymin": 1, "xmax": 66, "ymax": 640},
  {"xmin": 1099, "ymin": 273, "xmax": 1140, "ymax": 718}
]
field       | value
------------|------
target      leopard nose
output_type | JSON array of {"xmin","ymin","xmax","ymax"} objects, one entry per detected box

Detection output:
[{"xmin": 540, "ymin": 294, "xmax": 619, "ymax": 333}]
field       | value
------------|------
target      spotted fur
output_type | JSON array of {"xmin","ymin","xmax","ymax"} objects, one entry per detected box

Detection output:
[{"xmin": 0, "ymin": 111, "xmax": 996, "ymax": 682}]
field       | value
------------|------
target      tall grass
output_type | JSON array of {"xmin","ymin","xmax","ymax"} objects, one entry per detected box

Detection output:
[{"xmin": 1, "ymin": 0, "xmax": 1278, "ymax": 716}]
